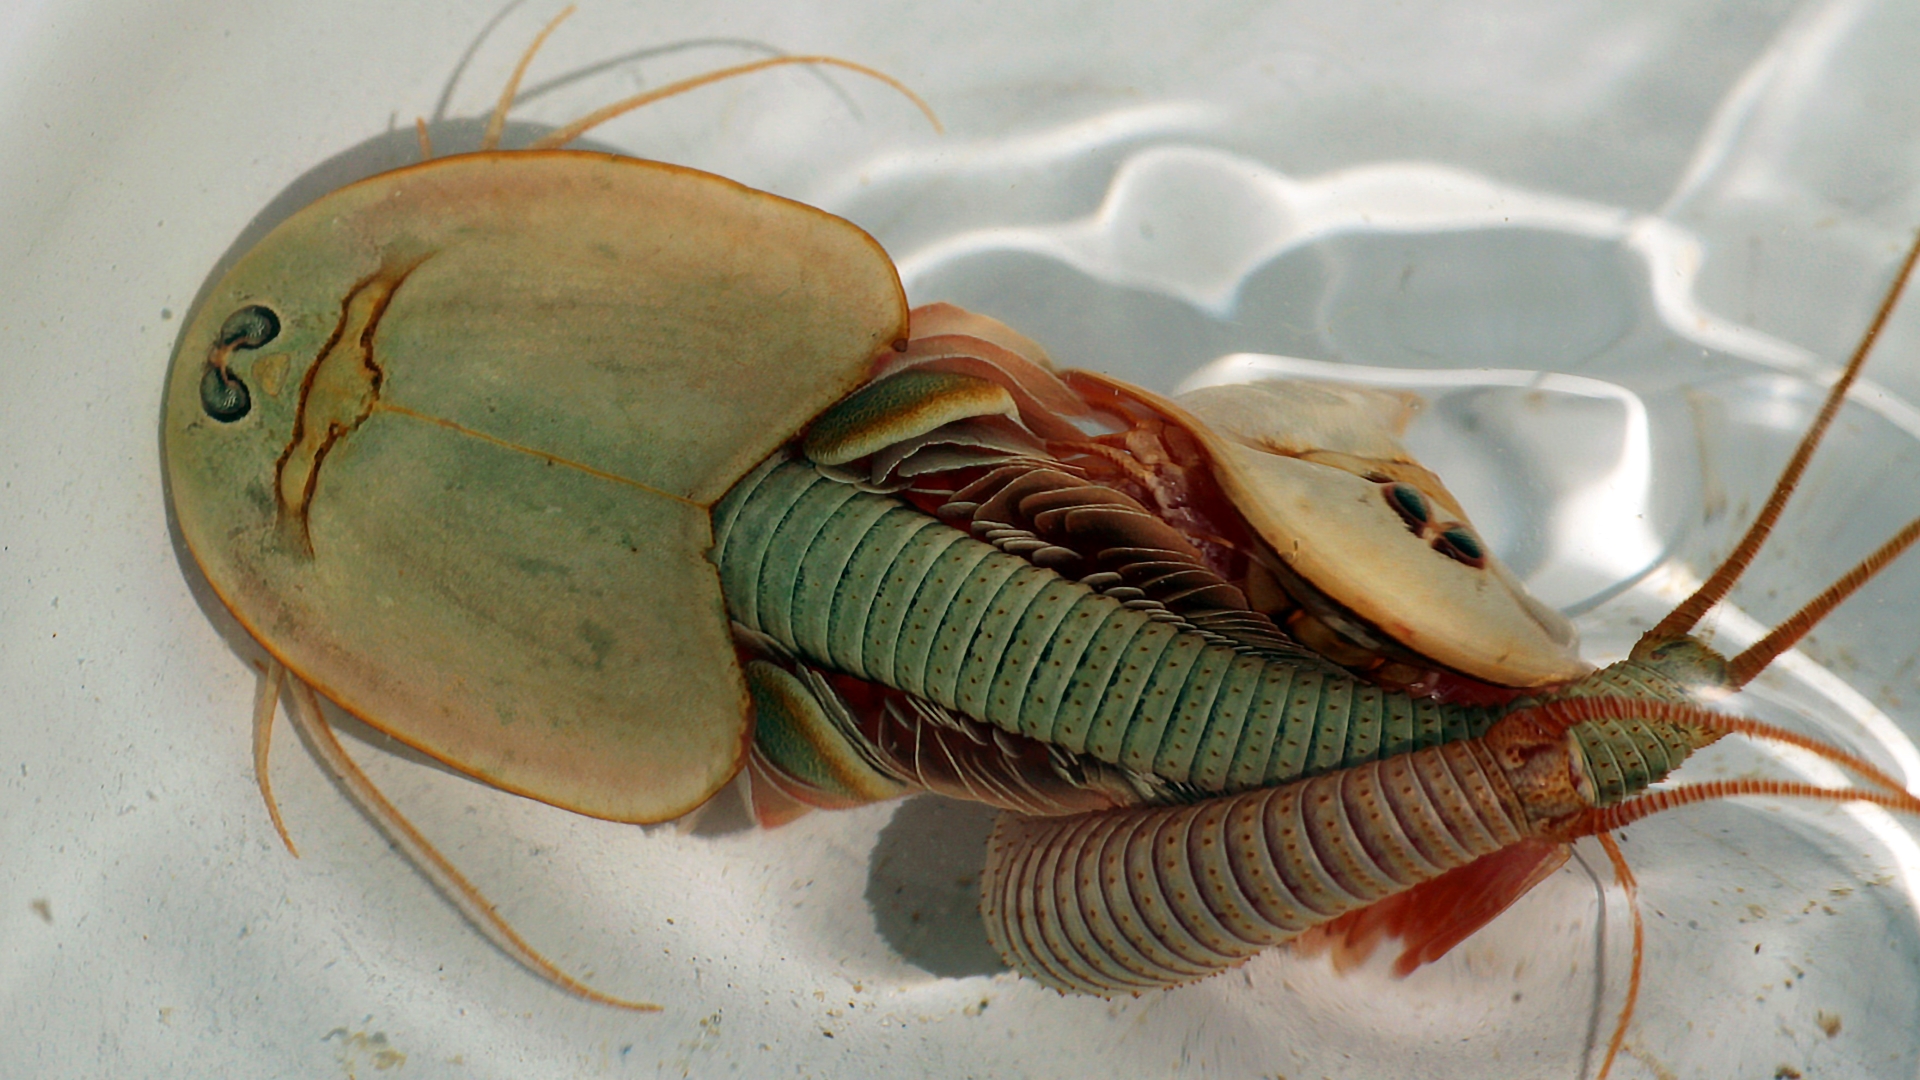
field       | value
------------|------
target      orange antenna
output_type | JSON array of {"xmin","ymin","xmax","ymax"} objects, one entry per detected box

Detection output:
[
  {"xmin": 1645, "ymin": 229, "xmax": 1920, "ymax": 643},
  {"xmin": 1591, "ymin": 833, "xmax": 1640, "ymax": 1080},
  {"xmin": 1576, "ymin": 778, "xmax": 1920, "ymax": 835},
  {"xmin": 1516, "ymin": 695, "xmax": 1913, "ymax": 797},
  {"xmin": 1725, "ymin": 514, "xmax": 1920, "ymax": 686},
  {"xmin": 1541, "ymin": 695, "xmax": 1920, "ymax": 1080},
  {"xmin": 528, "ymin": 55, "xmax": 941, "ymax": 150},
  {"xmin": 1573, "ymin": 752, "xmax": 1920, "ymax": 1080},
  {"xmin": 481, "ymin": 6, "xmax": 578, "ymax": 151},
  {"xmin": 284, "ymin": 680, "xmax": 661, "ymax": 1012},
  {"xmin": 250, "ymin": 658, "xmax": 298, "ymax": 857},
  {"xmin": 474, "ymin": 9, "xmax": 939, "ymax": 155}
]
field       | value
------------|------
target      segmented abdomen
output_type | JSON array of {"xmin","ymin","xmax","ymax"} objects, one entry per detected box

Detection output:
[
  {"xmin": 1550, "ymin": 666, "xmax": 1710, "ymax": 806},
  {"xmin": 712, "ymin": 457, "xmax": 1497, "ymax": 793},
  {"xmin": 980, "ymin": 739, "xmax": 1530, "ymax": 993}
]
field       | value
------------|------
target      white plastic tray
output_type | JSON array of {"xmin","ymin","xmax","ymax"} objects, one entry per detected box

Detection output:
[{"xmin": 7, "ymin": 2, "xmax": 1920, "ymax": 1077}]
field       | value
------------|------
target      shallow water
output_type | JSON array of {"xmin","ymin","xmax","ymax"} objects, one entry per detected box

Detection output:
[{"xmin": 8, "ymin": 1, "xmax": 1920, "ymax": 1077}]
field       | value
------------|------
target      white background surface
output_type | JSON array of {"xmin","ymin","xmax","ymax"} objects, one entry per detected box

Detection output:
[{"xmin": 9, "ymin": 1, "xmax": 1920, "ymax": 1077}]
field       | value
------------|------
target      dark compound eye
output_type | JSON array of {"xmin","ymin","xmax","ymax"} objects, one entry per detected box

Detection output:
[
  {"xmin": 218, "ymin": 304, "xmax": 280, "ymax": 349},
  {"xmin": 1384, "ymin": 482, "xmax": 1430, "ymax": 529},
  {"xmin": 1433, "ymin": 526, "xmax": 1487, "ymax": 568},
  {"xmin": 199, "ymin": 364, "xmax": 251, "ymax": 422},
  {"xmin": 198, "ymin": 305, "xmax": 280, "ymax": 423}
]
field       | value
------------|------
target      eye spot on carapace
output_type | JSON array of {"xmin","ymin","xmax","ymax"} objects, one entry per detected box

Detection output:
[
  {"xmin": 1379, "ymin": 480, "xmax": 1487, "ymax": 569},
  {"xmin": 198, "ymin": 307, "xmax": 282, "ymax": 422},
  {"xmin": 1434, "ymin": 527, "xmax": 1486, "ymax": 568},
  {"xmin": 1385, "ymin": 482, "xmax": 1430, "ymax": 529},
  {"xmin": 199, "ymin": 365, "xmax": 252, "ymax": 423},
  {"xmin": 219, "ymin": 304, "xmax": 281, "ymax": 350}
]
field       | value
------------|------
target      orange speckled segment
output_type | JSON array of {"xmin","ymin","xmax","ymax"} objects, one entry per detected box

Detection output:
[{"xmin": 981, "ymin": 738, "xmax": 1531, "ymax": 994}]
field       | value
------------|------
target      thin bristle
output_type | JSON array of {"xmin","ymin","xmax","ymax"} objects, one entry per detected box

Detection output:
[
  {"xmin": 250, "ymin": 658, "xmax": 298, "ymax": 858},
  {"xmin": 1592, "ymin": 833, "xmax": 1640, "ymax": 1080},
  {"xmin": 527, "ymin": 55, "xmax": 942, "ymax": 151},
  {"xmin": 283, "ymin": 679, "xmax": 661, "ymax": 1012},
  {"xmin": 482, "ymin": 6, "xmax": 577, "ymax": 151},
  {"xmin": 1726, "ymin": 515, "xmax": 1920, "ymax": 687},
  {"xmin": 1646, "ymin": 228, "xmax": 1920, "ymax": 643},
  {"xmin": 1578, "ymin": 779, "xmax": 1920, "ymax": 834},
  {"xmin": 1515, "ymin": 697, "xmax": 1912, "ymax": 798}
]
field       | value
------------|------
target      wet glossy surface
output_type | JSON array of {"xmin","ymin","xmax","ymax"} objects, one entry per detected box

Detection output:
[{"xmin": 7, "ymin": 1, "xmax": 1920, "ymax": 1077}]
